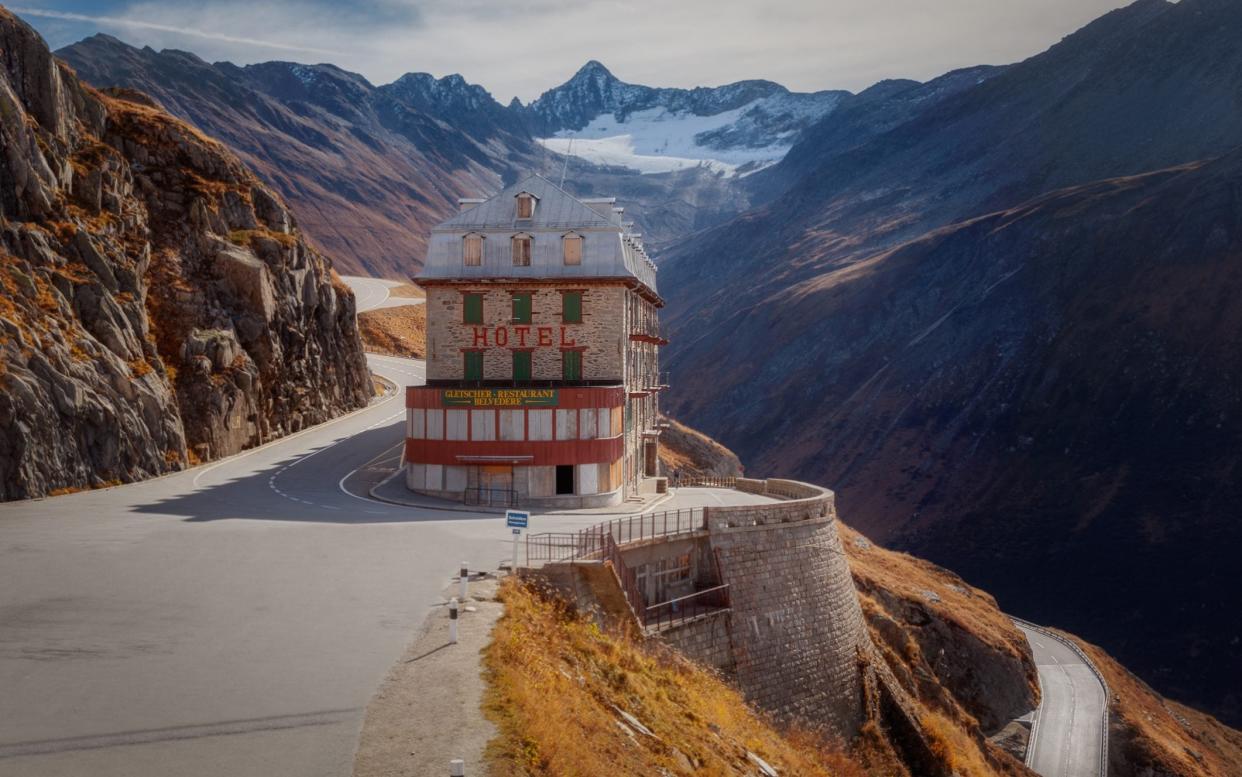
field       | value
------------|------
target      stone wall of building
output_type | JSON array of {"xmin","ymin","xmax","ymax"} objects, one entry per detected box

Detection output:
[{"xmin": 424, "ymin": 283, "xmax": 626, "ymax": 382}]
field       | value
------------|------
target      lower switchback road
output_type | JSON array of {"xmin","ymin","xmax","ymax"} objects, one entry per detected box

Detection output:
[{"xmin": 1018, "ymin": 624, "xmax": 1108, "ymax": 777}]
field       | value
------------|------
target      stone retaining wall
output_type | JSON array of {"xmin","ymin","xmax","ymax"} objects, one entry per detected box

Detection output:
[{"xmin": 664, "ymin": 479, "xmax": 869, "ymax": 738}]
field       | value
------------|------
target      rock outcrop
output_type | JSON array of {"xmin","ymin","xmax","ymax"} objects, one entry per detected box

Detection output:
[{"xmin": 0, "ymin": 8, "xmax": 370, "ymax": 500}]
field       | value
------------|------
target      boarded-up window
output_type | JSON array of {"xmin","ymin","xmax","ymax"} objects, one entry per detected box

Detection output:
[
  {"xmin": 579, "ymin": 408, "xmax": 596, "ymax": 440},
  {"xmin": 563, "ymin": 233, "xmax": 582, "ymax": 265},
  {"xmin": 446, "ymin": 409, "xmax": 468, "ymax": 441},
  {"xmin": 512, "ymin": 235, "xmax": 532, "ymax": 266},
  {"xmin": 463, "ymin": 234, "xmax": 483, "ymax": 266},
  {"xmin": 471, "ymin": 409, "xmax": 495, "ymax": 441},
  {"xmin": 529, "ymin": 410, "xmax": 552, "ymax": 441},
  {"xmin": 596, "ymin": 407, "xmax": 611, "ymax": 439},
  {"xmin": 426, "ymin": 409, "xmax": 444, "ymax": 440},
  {"xmin": 407, "ymin": 408, "xmax": 425, "ymax": 439},
  {"xmin": 555, "ymin": 409, "xmax": 576, "ymax": 440},
  {"xmin": 611, "ymin": 406, "xmax": 623, "ymax": 437},
  {"xmin": 562, "ymin": 291, "xmax": 582, "ymax": 323},
  {"xmin": 516, "ymin": 194, "xmax": 534, "ymax": 219},
  {"xmin": 499, "ymin": 409, "xmax": 524, "ymax": 441},
  {"xmin": 577, "ymin": 462, "xmax": 599, "ymax": 494}
]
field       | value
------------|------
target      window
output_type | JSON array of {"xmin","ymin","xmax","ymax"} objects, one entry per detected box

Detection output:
[
  {"xmin": 512, "ymin": 350, "xmax": 532, "ymax": 381},
  {"xmin": 471, "ymin": 409, "xmax": 495, "ymax": 441},
  {"xmin": 463, "ymin": 293, "xmax": 483, "ymax": 324},
  {"xmin": 563, "ymin": 233, "xmax": 582, "ymax": 265},
  {"xmin": 512, "ymin": 234, "xmax": 532, "ymax": 266},
  {"xmin": 562, "ymin": 291, "xmax": 582, "ymax": 323},
  {"xmin": 499, "ymin": 409, "xmax": 525, "ymax": 441},
  {"xmin": 516, "ymin": 193, "xmax": 535, "ymax": 219},
  {"xmin": 464, "ymin": 351, "xmax": 483, "ymax": 380},
  {"xmin": 446, "ymin": 409, "xmax": 468, "ymax": 441},
  {"xmin": 562, "ymin": 350, "xmax": 582, "ymax": 381},
  {"xmin": 463, "ymin": 234, "xmax": 482, "ymax": 266},
  {"xmin": 511, "ymin": 292, "xmax": 532, "ymax": 323}
]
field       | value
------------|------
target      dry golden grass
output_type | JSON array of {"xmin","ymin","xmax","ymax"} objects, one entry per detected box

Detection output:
[
  {"xmin": 841, "ymin": 524, "xmax": 1030, "ymax": 663},
  {"xmin": 483, "ymin": 579, "xmax": 869, "ymax": 777},
  {"xmin": 657, "ymin": 415, "xmax": 743, "ymax": 478},
  {"xmin": 357, "ymin": 305, "xmax": 426, "ymax": 358},
  {"xmin": 387, "ymin": 281, "xmax": 425, "ymax": 299}
]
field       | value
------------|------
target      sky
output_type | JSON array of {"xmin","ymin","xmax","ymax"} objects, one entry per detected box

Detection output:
[{"xmin": 15, "ymin": 0, "xmax": 1140, "ymax": 102}]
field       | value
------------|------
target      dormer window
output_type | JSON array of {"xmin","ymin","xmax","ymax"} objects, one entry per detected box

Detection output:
[
  {"xmin": 562, "ymin": 232, "xmax": 583, "ymax": 266},
  {"xmin": 512, "ymin": 233, "xmax": 532, "ymax": 266},
  {"xmin": 516, "ymin": 193, "xmax": 536, "ymax": 220},
  {"xmin": 462, "ymin": 233, "xmax": 483, "ymax": 266}
]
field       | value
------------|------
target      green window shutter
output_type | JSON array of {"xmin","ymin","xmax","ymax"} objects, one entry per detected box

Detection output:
[
  {"xmin": 464, "ymin": 351, "xmax": 483, "ymax": 380},
  {"xmin": 512, "ymin": 350, "xmax": 532, "ymax": 381},
  {"xmin": 562, "ymin": 350, "xmax": 582, "ymax": 381},
  {"xmin": 463, "ymin": 293, "xmax": 483, "ymax": 324},
  {"xmin": 562, "ymin": 291, "xmax": 582, "ymax": 323},
  {"xmin": 512, "ymin": 293, "xmax": 532, "ymax": 324}
]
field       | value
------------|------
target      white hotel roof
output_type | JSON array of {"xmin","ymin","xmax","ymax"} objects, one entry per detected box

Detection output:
[{"xmin": 418, "ymin": 174, "xmax": 659, "ymax": 297}]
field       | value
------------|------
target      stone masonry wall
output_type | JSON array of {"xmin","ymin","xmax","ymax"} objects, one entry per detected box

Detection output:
[
  {"xmin": 424, "ymin": 283, "xmax": 626, "ymax": 381},
  {"xmin": 708, "ymin": 514, "xmax": 870, "ymax": 738},
  {"xmin": 659, "ymin": 611, "xmax": 736, "ymax": 676}
]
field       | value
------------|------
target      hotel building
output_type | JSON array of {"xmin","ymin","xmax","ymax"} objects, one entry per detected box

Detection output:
[{"xmin": 404, "ymin": 175, "xmax": 665, "ymax": 507}]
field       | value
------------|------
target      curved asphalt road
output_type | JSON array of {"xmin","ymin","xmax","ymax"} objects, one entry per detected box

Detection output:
[{"xmin": 1018, "ymin": 625, "xmax": 1108, "ymax": 777}]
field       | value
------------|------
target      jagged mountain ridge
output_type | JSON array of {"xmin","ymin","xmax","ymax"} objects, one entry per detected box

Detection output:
[
  {"xmin": 56, "ymin": 34, "xmax": 540, "ymax": 279},
  {"xmin": 0, "ymin": 9, "xmax": 371, "ymax": 499},
  {"xmin": 660, "ymin": 0, "xmax": 1242, "ymax": 725}
]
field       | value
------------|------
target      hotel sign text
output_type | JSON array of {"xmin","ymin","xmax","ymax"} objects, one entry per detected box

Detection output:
[{"xmin": 442, "ymin": 389, "xmax": 559, "ymax": 407}]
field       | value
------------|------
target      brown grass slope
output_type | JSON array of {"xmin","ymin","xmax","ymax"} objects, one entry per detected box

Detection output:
[
  {"xmin": 357, "ymin": 304, "xmax": 426, "ymax": 359},
  {"xmin": 657, "ymin": 415, "xmax": 744, "ymax": 478}
]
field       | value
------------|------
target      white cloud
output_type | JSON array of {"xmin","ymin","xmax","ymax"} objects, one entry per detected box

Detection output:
[{"xmin": 20, "ymin": 0, "xmax": 1138, "ymax": 101}]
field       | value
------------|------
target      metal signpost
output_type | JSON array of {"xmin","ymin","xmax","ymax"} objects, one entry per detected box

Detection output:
[{"xmin": 506, "ymin": 510, "xmax": 530, "ymax": 571}]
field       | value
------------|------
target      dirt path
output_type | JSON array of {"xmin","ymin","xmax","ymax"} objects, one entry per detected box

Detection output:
[{"xmin": 352, "ymin": 575, "xmax": 502, "ymax": 777}]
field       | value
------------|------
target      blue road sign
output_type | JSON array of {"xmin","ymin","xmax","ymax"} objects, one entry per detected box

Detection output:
[{"xmin": 506, "ymin": 510, "xmax": 530, "ymax": 529}]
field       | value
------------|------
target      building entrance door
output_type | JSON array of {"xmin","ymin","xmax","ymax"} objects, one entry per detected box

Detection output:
[
  {"xmin": 555, "ymin": 465, "xmax": 574, "ymax": 495},
  {"xmin": 480, "ymin": 465, "xmax": 513, "ymax": 505},
  {"xmin": 644, "ymin": 441, "xmax": 658, "ymax": 477}
]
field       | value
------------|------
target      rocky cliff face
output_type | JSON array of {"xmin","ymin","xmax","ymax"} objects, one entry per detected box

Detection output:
[{"xmin": 0, "ymin": 9, "xmax": 370, "ymax": 500}]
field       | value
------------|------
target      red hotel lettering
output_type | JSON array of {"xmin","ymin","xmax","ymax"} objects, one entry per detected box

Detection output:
[
  {"xmin": 495, "ymin": 326, "xmax": 509, "ymax": 347},
  {"xmin": 472, "ymin": 327, "xmax": 488, "ymax": 347},
  {"xmin": 559, "ymin": 326, "xmax": 576, "ymax": 347},
  {"xmin": 537, "ymin": 327, "xmax": 554, "ymax": 347},
  {"xmin": 514, "ymin": 326, "xmax": 530, "ymax": 347}
]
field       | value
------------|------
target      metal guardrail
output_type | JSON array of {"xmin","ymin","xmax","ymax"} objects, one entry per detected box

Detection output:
[
  {"xmin": 1011, "ymin": 616, "xmax": 1111, "ymax": 777},
  {"xmin": 463, "ymin": 487, "xmax": 518, "ymax": 507},
  {"xmin": 644, "ymin": 584, "xmax": 730, "ymax": 632},
  {"xmin": 676, "ymin": 476, "xmax": 737, "ymax": 489},
  {"xmin": 525, "ymin": 508, "xmax": 705, "ymax": 566}
]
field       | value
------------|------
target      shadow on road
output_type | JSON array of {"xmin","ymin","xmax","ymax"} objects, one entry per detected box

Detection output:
[{"xmin": 128, "ymin": 425, "xmax": 495, "ymax": 525}]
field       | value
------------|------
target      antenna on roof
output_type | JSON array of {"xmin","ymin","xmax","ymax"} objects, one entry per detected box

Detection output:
[{"xmin": 558, "ymin": 137, "xmax": 573, "ymax": 190}]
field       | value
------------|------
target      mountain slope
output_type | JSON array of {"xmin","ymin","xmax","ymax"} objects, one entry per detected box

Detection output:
[
  {"xmin": 0, "ymin": 10, "xmax": 370, "ymax": 499},
  {"xmin": 661, "ymin": 0, "xmax": 1242, "ymax": 724},
  {"xmin": 57, "ymin": 35, "xmax": 539, "ymax": 278}
]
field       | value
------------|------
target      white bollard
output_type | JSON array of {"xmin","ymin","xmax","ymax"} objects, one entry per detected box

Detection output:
[
  {"xmin": 459, "ymin": 562, "xmax": 469, "ymax": 601},
  {"xmin": 449, "ymin": 758, "xmax": 465, "ymax": 776},
  {"xmin": 448, "ymin": 597, "xmax": 459, "ymax": 645}
]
